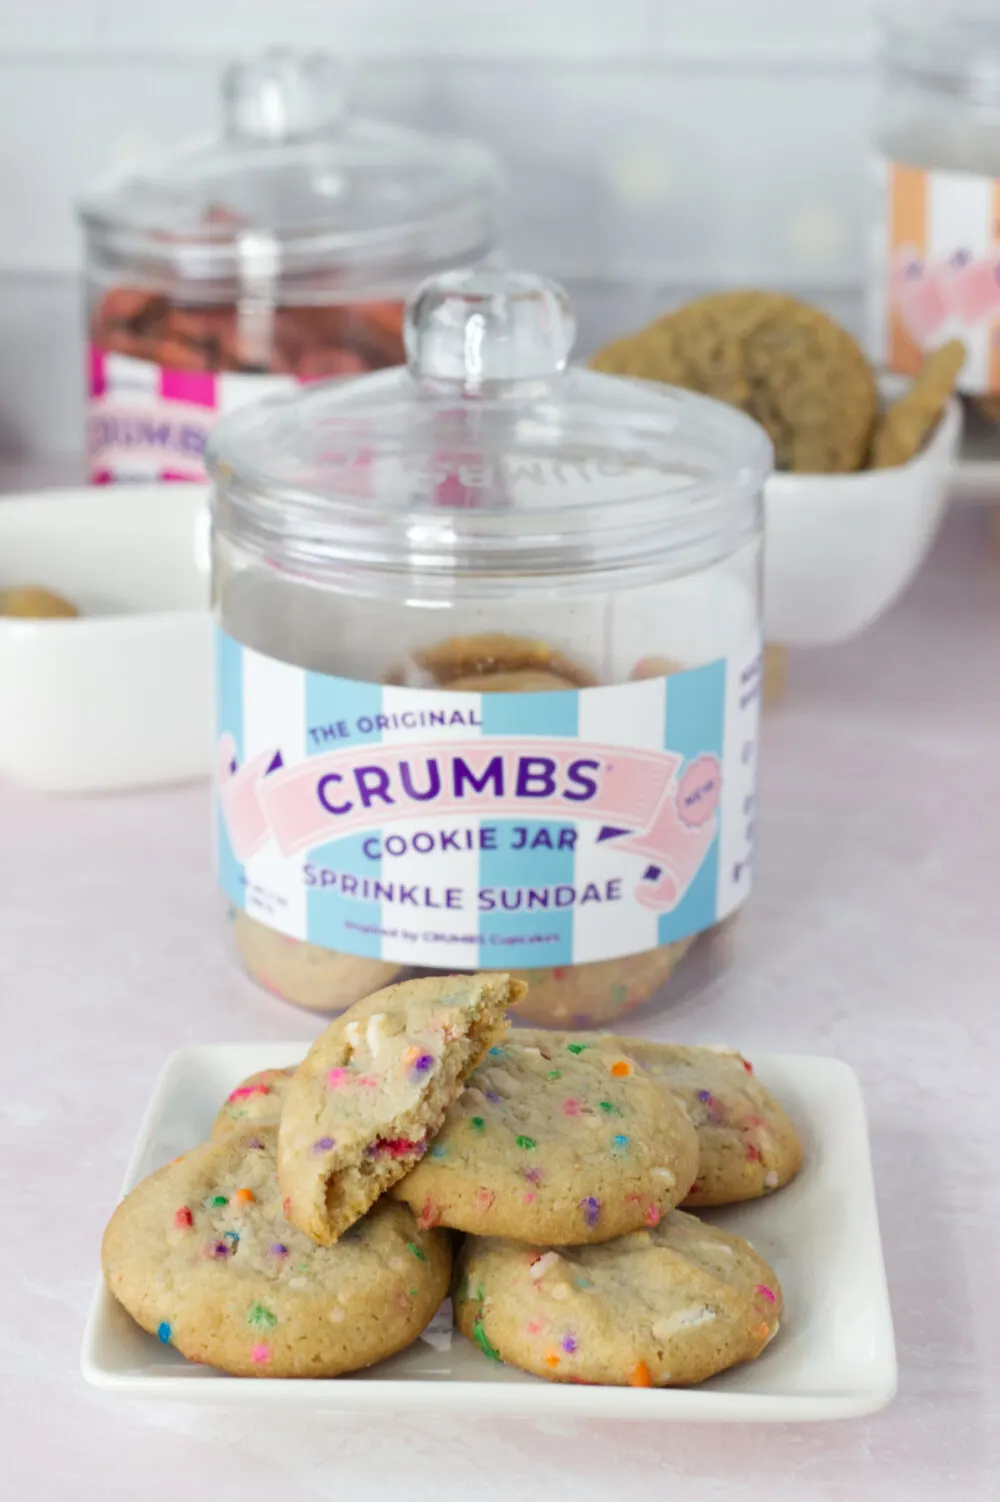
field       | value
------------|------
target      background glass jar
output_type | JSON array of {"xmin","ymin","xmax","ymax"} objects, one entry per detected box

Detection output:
[
  {"xmin": 209, "ymin": 270, "xmax": 771, "ymax": 1027},
  {"xmin": 869, "ymin": 5, "xmax": 1000, "ymax": 411},
  {"xmin": 79, "ymin": 50, "xmax": 501, "ymax": 482}
]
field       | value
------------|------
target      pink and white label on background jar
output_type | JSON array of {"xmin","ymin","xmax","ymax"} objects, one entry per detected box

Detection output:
[
  {"xmin": 869, "ymin": 9, "xmax": 1000, "ymax": 398},
  {"xmin": 869, "ymin": 160, "xmax": 1000, "ymax": 395},
  {"xmin": 87, "ymin": 347, "xmax": 295, "ymax": 483}
]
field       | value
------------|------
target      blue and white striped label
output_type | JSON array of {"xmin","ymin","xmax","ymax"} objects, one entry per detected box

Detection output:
[{"xmin": 214, "ymin": 629, "xmax": 761, "ymax": 969}]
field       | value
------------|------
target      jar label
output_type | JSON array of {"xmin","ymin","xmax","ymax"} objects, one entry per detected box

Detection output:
[
  {"xmin": 87, "ymin": 346, "xmax": 295, "ymax": 482},
  {"xmin": 214, "ymin": 630, "xmax": 761, "ymax": 970},
  {"xmin": 870, "ymin": 157, "xmax": 1000, "ymax": 394}
]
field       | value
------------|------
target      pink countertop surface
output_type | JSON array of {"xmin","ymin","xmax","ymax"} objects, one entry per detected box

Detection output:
[{"xmin": 1, "ymin": 503, "xmax": 997, "ymax": 1501}]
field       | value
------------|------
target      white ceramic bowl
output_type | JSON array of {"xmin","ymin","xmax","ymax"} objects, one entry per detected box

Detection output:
[
  {"xmin": 0, "ymin": 483, "xmax": 211, "ymax": 792},
  {"xmin": 763, "ymin": 386, "xmax": 962, "ymax": 647}
]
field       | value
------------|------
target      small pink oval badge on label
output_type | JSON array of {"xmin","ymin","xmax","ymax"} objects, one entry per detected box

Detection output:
[{"xmin": 676, "ymin": 755, "xmax": 722, "ymax": 827}]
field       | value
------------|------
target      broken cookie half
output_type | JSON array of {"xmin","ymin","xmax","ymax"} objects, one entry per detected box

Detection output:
[{"xmin": 277, "ymin": 972, "xmax": 524, "ymax": 1244}]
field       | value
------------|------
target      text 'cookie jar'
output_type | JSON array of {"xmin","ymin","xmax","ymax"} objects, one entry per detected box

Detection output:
[
  {"xmin": 79, "ymin": 49, "xmax": 500, "ymax": 483},
  {"xmin": 208, "ymin": 269, "xmax": 771, "ymax": 1026}
]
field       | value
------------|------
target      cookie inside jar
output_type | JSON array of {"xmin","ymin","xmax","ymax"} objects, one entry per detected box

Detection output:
[
  {"xmin": 209, "ymin": 269, "xmax": 770, "ymax": 1023},
  {"xmin": 398, "ymin": 631, "xmax": 698, "ymax": 1025},
  {"xmin": 230, "ymin": 911, "xmax": 403, "ymax": 1015}
]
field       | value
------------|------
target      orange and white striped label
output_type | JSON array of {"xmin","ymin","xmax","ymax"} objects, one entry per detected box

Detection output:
[{"xmin": 870, "ymin": 157, "xmax": 1000, "ymax": 394}]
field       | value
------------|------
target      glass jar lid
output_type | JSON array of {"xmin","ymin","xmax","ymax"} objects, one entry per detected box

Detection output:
[
  {"xmin": 208, "ymin": 270, "xmax": 772, "ymax": 590},
  {"xmin": 881, "ymin": 2, "xmax": 1000, "ymax": 107},
  {"xmin": 78, "ymin": 50, "xmax": 500, "ymax": 294}
]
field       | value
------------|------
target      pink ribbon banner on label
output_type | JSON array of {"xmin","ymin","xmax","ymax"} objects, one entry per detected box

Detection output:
[{"xmin": 217, "ymin": 735, "xmax": 721, "ymax": 913}]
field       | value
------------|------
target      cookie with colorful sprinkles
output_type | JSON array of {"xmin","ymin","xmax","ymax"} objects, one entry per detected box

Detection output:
[
  {"xmin": 453, "ymin": 1210, "xmax": 782, "ymax": 1385},
  {"xmin": 507, "ymin": 939, "xmax": 696, "ymax": 1028},
  {"xmin": 232, "ymin": 911, "xmax": 403, "ymax": 1013},
  {"xmin": 278, "ymin": 972, "xmax": 524, "ymax": 1245},
  {"xmin": 211, "ymin": 1066, "xmax": 296, "ymax": 1138},
  {"xmin": 391, "ymin": 1031, "xmax": 699, "ymax": 1243},
  {"xmin": 602, "ymin": 1040, "xmax": 803, "ymax": 1205},
  {"xmin": 101, "ymin": 1127, "xmax": 451, "ymax": 1377}
]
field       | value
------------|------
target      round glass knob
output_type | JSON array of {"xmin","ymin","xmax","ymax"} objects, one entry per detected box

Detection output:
[
  {"xmin": 223, "ymin": 50, "xmax": 346, "ymax": 142},
  {"xmin": 405, "ymin": 270, "xmax": 577, "ymax": 390}
]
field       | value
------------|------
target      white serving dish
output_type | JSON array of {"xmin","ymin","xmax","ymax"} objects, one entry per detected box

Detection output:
[
  {"xmin": 0, "ymin": 483, "xmax": 211, "ymax": 792},
  {"xmin": 81, "ymin": 1044, "xmax": 896, "ymax": 1421},
  {"xmin": 763, "ymin": 385, "xmax": 962, "ymax": 646}
]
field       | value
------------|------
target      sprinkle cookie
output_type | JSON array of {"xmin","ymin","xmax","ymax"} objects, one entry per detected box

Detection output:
[
  {"xmin": 211, "ymin": 1067, "xmax": 296, "ymax": 1139},
  {"xmin": 278, "ymin": 972, "xmax": 523, "ymax": 1244},
  {"xmin": 509, "ymin": 940, "xmax": 696, "ymax": 1028},
  {"xmin": 454, "ymin": 1210, "xmax": 782, "ymax": 1386},
  {"xmin": 233, "ymin": 910, "xmax": 403, "ymax": 1013},
  {"xmin": 599, "ymin": 1040, "xmax": 803, "ymax": 1206},
  {"xmin": 102, "ymin": 1128, "xmax": 451, "ymax": 1377},
  {"xmin": 391, "ymin": 1032, "xmax": 699, "ymax": 1242}
]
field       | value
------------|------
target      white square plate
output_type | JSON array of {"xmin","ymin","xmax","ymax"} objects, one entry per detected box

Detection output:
[{"xmin": 81, "ymin": 1045, "xmax": 896, "ymax": 1421}]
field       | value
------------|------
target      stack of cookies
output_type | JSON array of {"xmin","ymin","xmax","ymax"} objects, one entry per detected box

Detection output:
[
  {"xmin": 590, "ymin": 289, "xmax": 964, "ymax": 472},
  {"xmin": 102, "ymin": 975, "xmax": 803, "ymax": 1386}
]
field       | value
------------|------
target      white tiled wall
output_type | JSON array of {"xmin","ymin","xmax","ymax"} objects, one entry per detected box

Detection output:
[{"xmin": 0, "ymin": 0, "xmax": 879, "ymax": 462}]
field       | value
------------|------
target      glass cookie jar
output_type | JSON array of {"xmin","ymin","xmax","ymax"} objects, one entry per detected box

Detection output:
[
  {"xmin": 208, "ymin": 269, "xmax": 771, "ymax": 1026},
  {"xmin": 869, "ymin": 6, "xmax": 1000, "ymax": 407},
  {"xmin": 79, "ymin": 49, "xmax": 500, "ymax": 482}
]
